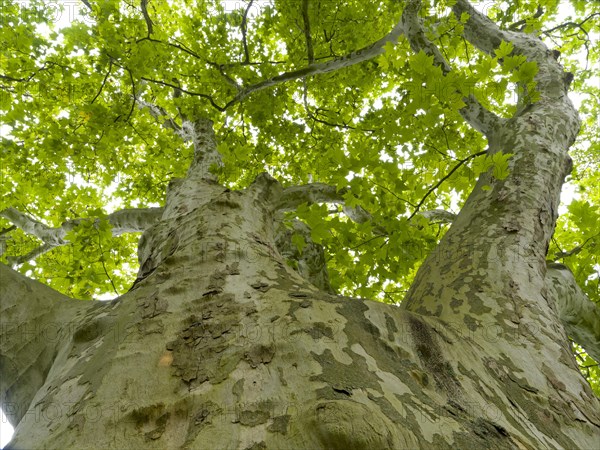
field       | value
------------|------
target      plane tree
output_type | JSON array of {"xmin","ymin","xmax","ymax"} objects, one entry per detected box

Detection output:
[{"xmin": 1, "ymin": 0, "xmax": 599, "ymax": 448}]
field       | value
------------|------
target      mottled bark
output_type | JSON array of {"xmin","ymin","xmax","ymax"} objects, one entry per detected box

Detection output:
[
  {"xmin": 2, "ymin": 117, "xmax": 599, "ymax": 449},
  {"xmin": 1, "ymin": 1, "xmax": 599, "ymax": 449}
]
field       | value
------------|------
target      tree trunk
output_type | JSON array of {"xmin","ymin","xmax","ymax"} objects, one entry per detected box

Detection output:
[
  {"xmin": 2, "ymin": 1, "xmax": 600, "ymax": 448},
  {"xmin": 2, "ymin": 127, "xmax": 599, "ymax": 449}
]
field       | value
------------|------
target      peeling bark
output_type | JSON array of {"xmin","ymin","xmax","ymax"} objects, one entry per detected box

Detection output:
[
  {"xmin": 2, "ymin": 118, "xmax": 599, "ymax": 450},
  {"xmin": 1, "ymin": 2, "xmax": 599, "ymax": 449}
]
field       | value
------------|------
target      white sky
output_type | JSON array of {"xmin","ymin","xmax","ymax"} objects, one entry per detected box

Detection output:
[{"xmin": 1, "ymin": 1, "xmax": 596, "ymax": 447}]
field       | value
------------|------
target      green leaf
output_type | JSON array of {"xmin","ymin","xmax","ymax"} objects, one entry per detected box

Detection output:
[
  {"xmin": 409, "ymin": 50, "xmax": 435, "ymax": 75},
  {"xmin": 515, "ymin": 61, "xmax": 539, "ymax": 82},
  {"xmin": 494, "ymin": 41, "xmax": 514, "ymax": 59},
  {"xmin": 491, "ymin": 152, "xmax": 513, "ymax": 180},
  {"xmin": 291, "ymin": 233, "xmax": 306, "ymax": 254}
]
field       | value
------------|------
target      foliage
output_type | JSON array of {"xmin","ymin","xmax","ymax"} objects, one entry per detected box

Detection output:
[{"xmin": 1, "ymin": 0, "xmax": 598, "ymax": 390}]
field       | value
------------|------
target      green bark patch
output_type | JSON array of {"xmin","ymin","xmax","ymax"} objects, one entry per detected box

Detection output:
[
  {"xmin": 244, "ymin": 344, "xmax": 276, "ymax": 368},
  {"xmin": 286, "ymin": 297, "xmax": 313, "ymax": 317},
  {"xmin": 267, "ymin": 414, "xmax": 290, "ymax": 434},
  {"xmin": 232, "ymin": 378, "xmax": 244, "ymax": 401},
  {"xmin": 305, "ymin": 322, "xmax": 334, "ymax": 340},
  {"xmin": 310, "ymin": 400, "xmax": 397, "ymax": 449},
  {"xmin": 183, "ymin": 401, "xmax": 221, "ymax": 446},
  {"xmin": 68, "ymin": 301, "xmax": 133, "ymax": 406},
  {"xmin": 481, "ymin": 354, "xmax": 582, "ymax": 449},
  {"xmin": 244, "ymin": 442, "xmax": 267, "ymax": 450},
  {"xmin": 168, "ymin": 294, "xmax": 254, "ymax": 386},
  {"xmin": 144, "ymin": 412, "xmax": 169, "ymax": 441},
  {"xmin": 137, "ymin": 290, "xmax": 168, "ymax": 320},
  {"xmin": 72, "ymin": 315, "xmax": 112, "ymax": 343},
  {"xmin": 128, "ymin": 403, "xmax": 166, "ymax": 428},
  {"xmin": 336, "ymin": 298, "xmax": 413, "ymax": 376},
  {"xmin": 384, "ymin": 312, "xmax": 398, "ymax": 341},
  {"xmin": 311, "ymin": 348, "xmax": 379, "ymax": 399},
  {"xmin": 239, "ymin": 406, "xmax": 271, "ymax": 426},
  {"xmin": 407, "ymin": 315, "xmax": 462, "ymax": 396}
]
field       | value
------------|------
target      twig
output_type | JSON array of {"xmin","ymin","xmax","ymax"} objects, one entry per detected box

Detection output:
[
  {"xmin": 91, "ymin": 61, "xmax": 112, "ymax": 104},
  {"xmin": 240, "ymin": 0, "xmax": 254, "ymax": 64},
  {"xmin": 409, "ymin": 151, "xmax": 487, "ymax": 220}
]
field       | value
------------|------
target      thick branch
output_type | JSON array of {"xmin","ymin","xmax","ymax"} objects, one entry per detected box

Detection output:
[
  {"xmin": 301, "ymin": 0, "xmax": 315, "ymax": 64},
  {"xmin": 419, "ymin": 209, "xmax": 457, "ymax": 223},
  {"xmin": 135, "ymin": 97, "xmax": 184, "ymax": 136},
  {"xmin": 222, "ymin": 9, "xmax": 406, "ymax": 109},
  {"xmin": 402, "ymin": 0, "xmax": 502, "ymax": 135},
  {"xmin": 240, "ymin": 0, "xmax": 254, "ymax": 64},
  {"xmin": 140, "ymin": 0, "xmax": 153, "ymax": 36},
  {"xmin": 0, "ymin": 208, "xmax": 65, "ymax": 246},
  {"xmin": 0, "ymin": 263, "xmax": 91, "ymax": 426},
  {"xmin": 275, "ymin": 183, "xmax": 371, "ymax": 224},
  {"xmin": 134, "ymin": 86, "xmax": 225, "ymax": 172},
  {"xmin": 276, "ymin": 183, "xmax": 348, "ymax": 212},
  {"xmin": 546, "ymin": 263, "xmax": 600, "ymax": 362},
  {"xmin": 453, "ymin": 0, "xmax": 579, "ymax": 125},
  {"xmin": 0, "ymin": 207, "xmax": 163, "ymax": 265},
  {"xmin": 182, "ymin": 118, "xmax": 223, "ymax": 180},
  {"xmin": 451, "ymin": 0, "xmax": 510, "ymax": 55}
]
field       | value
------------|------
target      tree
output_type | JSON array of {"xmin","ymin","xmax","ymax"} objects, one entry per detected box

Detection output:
[{"xmin": 1, "ymin": 0, "xmax": 599, "ymax": 447}]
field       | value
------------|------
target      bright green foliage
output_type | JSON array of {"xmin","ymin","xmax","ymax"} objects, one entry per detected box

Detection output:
[
  {"xmin": 472, "ymin": 151, "xmax": 514, "ymax": 190},
  {"xmin": 1, "ymin": 0, "xmax": 598, "ymax": 389}
]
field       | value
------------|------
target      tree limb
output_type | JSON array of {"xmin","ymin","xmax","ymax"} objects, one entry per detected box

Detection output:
[
  {"xmin": 240, "ymin": 0, "xmax": 254, "ymax": 64},
  {"xmin": 0, "ymin": 208, "xmax": 66, "ymax": 246},
  {"xmin": 451, "ymin": 0, "xmax": 511, "ymax": 55},
  {"xmin": 453, "ymin": 0, "xmax": 580, "ymax": 123},
  {"xmin": 0, "ymin": 207, "xmax": 163, "ymax": 265},
  {"xmin": 275, "ymin": 183, "xmax": 348, "ymax": 212},
  {"xmin": 274, "ymin": 183, "xmax": 372, "ymax": 225},
  {"xmin": 140, "ymin": 0, "xmax": 154, "ymax": 37},
  {"xmin": 301, "ymin": 0, "xmax": 315, "ymax": 64},
  {"xmin": 135, "ymin": 96, "xmax": 184, "ymax": 135},
  {"xmin": 402, "ymin": 0, "xmax": 503, "ymax": 135},
  {"xmin": 221, "ymin": 7, "xmax": 406, "ymax": 109},
  {"xmin": 546, "ymin": 263, "xmax": 600, "ymax": 362},
  {"xmin": 419, "ymin": 209, "xmax": 457, "ymax": 223},
  {"xmin": 182, "ymin": 118, "xmax": 223, "ymax": 179}
]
